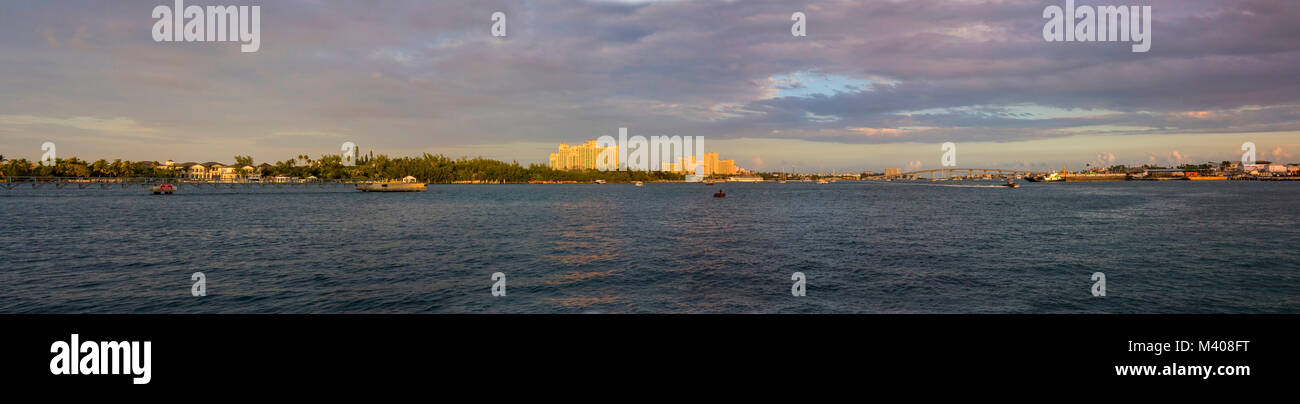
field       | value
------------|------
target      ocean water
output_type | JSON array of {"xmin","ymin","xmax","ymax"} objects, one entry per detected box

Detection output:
[{"xmin": 0, "ymin": 181, "xmax": 1297, "ymax": 313}]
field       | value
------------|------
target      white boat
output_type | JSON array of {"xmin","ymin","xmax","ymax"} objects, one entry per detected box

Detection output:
[
  {"xmin": 634, "ymin": 181, "xmax": 644, "ymax": 187},
  {"xmin": 728, "ymin": 175, "xmax": 764, "ymax": 183},
  {"xmin": 357, "ymin": 176, "xmax": 426, "ymax": 192}
]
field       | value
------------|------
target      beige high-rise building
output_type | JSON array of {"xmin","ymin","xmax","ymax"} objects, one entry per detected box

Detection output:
[
  {"xmin": 704, "ymin": 152, "xmax": 720, "ymax": 175},
  {"xmin": 548, "ymin": 140, "xmax": 743, "ymax": 174},
  {"xmin": 717, "ymin": 159, "xmax": 737, "ymax": 175},
  {"xmin": 548, "ymin": 139, "xmax": 618, "ymax": 171}
]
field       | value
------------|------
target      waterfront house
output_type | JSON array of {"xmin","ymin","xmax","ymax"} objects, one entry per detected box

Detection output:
[
  {"xmin": 237, "ymin": 165, "xmax": 256, "ymax": 181},
  {"xmin": 205, "ymin": 163, "xmax": 234, "ymax": 182},
  {"xmin": 185, "ymin": 162, "xmax": 242, "ymax": 181},
  {"xmin": 186, "ymin": 162, "xmax": 207, "ymax": 180}
]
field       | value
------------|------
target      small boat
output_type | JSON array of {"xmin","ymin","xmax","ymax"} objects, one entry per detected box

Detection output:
[
  {"xmin": 817, "ymin": 179, "xmax": 829, "ymax": 184},
  {"xmin": 713, "ymin": 189, "xmax": 726, "ymax": 198},
  {"xmin": 356, "ymin": 180, "xmax": 427, "ymax": 192},
  {"xmin": 634, "ymin": 181, "xmax": 644, "ymax": 187},
  {"xmin": 594, "ymin": 180, "xmax": 607, "ymax": 184},
  {"xmin": 1027, "ymin": 171, "xmax": 1064, "ymax": 182},
  {"xmin": 1002, "ymin": 179, "xmax": 1020, "ymax": 188},
  {"xmin": 150, "ymin": 184, "xmax": 175, "ymax": 195},
  {"xmin": 703, "ymin": 181, "xmax": 715, "ymax": 186}
]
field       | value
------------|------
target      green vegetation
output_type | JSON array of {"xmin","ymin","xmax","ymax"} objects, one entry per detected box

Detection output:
[
  {"xmin": 0, "ymin": 153, "xmax": 684, "ymax": 183},
  {"xmin": 2, "ymin": 157, "xmax": 167, "ymax": 178},
  {"xmin": 339, "ymin": 154, "xmax": 683, "ymax": 183}
]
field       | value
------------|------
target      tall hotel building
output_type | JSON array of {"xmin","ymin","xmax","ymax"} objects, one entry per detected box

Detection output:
[
  {"xmin": 548, "ymin": 139, "xmax": 618, "ymax": 171},
  {"xmin": 547, "ymin": 141, "xmax": 739, "ymax": 174}
]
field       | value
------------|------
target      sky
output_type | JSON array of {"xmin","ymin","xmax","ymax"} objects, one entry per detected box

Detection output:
[{"xmin": 1, "ymin": 0, "xmax": 1298, "ymax": 173}]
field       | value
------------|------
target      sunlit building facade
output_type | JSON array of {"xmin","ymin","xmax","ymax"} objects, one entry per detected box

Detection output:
[
  {"xmin": 547, "ymin": 140, "xmax": 739, "ymax": 174},
  {"xmin": 548, "ymin": 140, "xmax": 618, "ymax": 171}
]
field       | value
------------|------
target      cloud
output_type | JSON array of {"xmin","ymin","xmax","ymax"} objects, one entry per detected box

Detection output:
[
  {"xmin": 1, "ymin": 0, "xmax": 1299, "ymax": 163},
  {"xmin": 0, "ymin": 115, "xmax": 162, "ymax": 139},
  {"xmin": 1169, "ymin": 150, "xmax": 1187, "ymax": 166},
  {"xmin": 1093, "ymin": 152, "xmax": 1116, "ymax": 168}
]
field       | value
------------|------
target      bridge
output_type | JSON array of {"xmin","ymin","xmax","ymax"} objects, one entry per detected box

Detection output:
[
  {"xmin": 873, "ymin": 168, "xmax": 1047, "ymax": 180},
  {"xmin": 0, "ymin": 176, "xmax": 373, "ymax": 190}
]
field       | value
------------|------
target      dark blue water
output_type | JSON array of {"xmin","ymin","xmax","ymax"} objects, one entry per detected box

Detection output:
[{"xmin": 1, "ymin": 181, "xmax": 1297, "ymax": 313}]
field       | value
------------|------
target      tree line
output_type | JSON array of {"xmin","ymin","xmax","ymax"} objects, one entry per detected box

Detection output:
[{"xmin": 0, "ymin": 153, "xmax": 685, "ymax": 183}]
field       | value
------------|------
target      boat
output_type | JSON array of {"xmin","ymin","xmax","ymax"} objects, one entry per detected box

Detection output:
[
  {"xmin": 357, "ymin": 177, "xmax": 427, "ymax": 192},
  {"xmin": 816, "ymin": 179, "xmax": 829, "ymax": 184},
  {"xmin": 634, "ymin": 181, "xmax": 644, "ymax": 187},
  {"xmin": 150, "ymin": 184, "xmax": 175, "ymax": 195},
  {"xmin": 1026, "ymin": 172, "xmax": 1063, "ymax": 182},
  {"xmin": 594, "ymin": 179, "xmax": 607, "ymax": 184},
  {"xmin": 1002, "ymin": 179, "xmax": 1020, "ymax": 188},
  {"xmin": 728, "ymin": 175, "xmax": 764, "ymax": 183},
  {"xmin": 713, "ymin": 189, "xmax": 726, "ymax": 198},
  {"xmin": 703, "ymin": 181, "xmax": 715, "ymax": 186}
]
